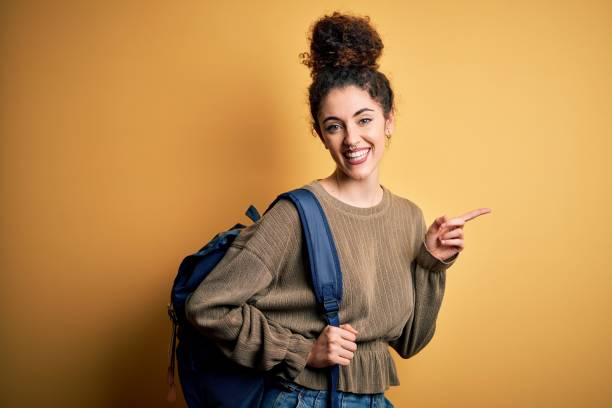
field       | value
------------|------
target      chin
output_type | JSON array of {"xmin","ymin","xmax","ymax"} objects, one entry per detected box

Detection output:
[{"xmin": 340, "ymin": 168, "xmax": 375, "ymax": 181}]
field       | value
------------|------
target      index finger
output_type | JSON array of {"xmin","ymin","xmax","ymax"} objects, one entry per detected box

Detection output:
[
  {"xmin": 458, "ymin": 208, "xmax": 492, "ymax": 222},
  {"xmin": 340, "ymin": 329, "xmax": 357, "ymax": 342},
  {"xmin": 341, "ymin": 323, "xmax": 359, "ymax": 333}
]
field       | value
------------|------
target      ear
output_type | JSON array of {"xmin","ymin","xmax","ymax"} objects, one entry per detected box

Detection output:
[{"xmin": 385, "ymin": 110, "xmax": 395, "ymax": 135}]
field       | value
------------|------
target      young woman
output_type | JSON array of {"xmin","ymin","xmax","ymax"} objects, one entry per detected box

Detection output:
[{"xmin": 185, "ymin": 11, "xmax": 490, "ymax": 408}]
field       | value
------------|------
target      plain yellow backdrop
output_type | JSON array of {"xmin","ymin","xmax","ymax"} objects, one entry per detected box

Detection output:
[{"xmin": 1, "ymin": 1, "xmax": 611, "ymax": 407}]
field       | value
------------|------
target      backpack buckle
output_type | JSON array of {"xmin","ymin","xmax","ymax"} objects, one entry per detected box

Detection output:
[{"xmin": 322, "ymin": 297, "xmax": 339, "ymax": 314}]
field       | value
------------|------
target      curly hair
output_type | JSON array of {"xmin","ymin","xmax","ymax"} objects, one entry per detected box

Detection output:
[{"xmin": 299, "ymin": 11, "xmax": 395, "ymax": 139}]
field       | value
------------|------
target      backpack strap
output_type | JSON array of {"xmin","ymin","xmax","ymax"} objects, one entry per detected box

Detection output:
[
  {"xmin": 245, "ymin": 204, "xmax": 261, "ymax": 223},
  {"xmin": 265, "ymin": 188, "xmax": 342, "ymax": 408}
]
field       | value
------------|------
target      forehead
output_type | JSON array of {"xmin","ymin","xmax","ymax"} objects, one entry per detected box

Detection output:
[{"xmin": 318, "ymin": 85, "xmax": 381, "ymax": 119}]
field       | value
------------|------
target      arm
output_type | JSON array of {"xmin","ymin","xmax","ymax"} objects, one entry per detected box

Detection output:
[
  {"xmin": 388, "ymin": 206, "xmax": 458, "ymax": 358},
  {"xmin": 185, "ymin": 201, "xmax": 315, "ymax": 380}
]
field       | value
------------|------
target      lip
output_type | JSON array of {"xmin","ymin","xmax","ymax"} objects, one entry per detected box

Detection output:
[
  {"xmin": 343, "ymin": 147, "xmax": 370, "ymax": 165},
  {"xmin": 343, "ymin": 147, "xmax": 370, "ymax": 154}
]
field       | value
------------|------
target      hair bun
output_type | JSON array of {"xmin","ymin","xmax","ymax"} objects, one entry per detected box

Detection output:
[{"xmin": 300, "ymin": 11, "xmax": 383, "ymax": 77}]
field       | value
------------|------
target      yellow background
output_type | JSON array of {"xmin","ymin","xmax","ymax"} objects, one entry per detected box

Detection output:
[{"xmin": 2, "ymin": 1, "xmax": 611, "ymax": 407}]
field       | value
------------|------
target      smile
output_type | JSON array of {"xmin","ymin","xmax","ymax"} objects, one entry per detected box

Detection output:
[{"xmin": 343, "ymin": 148, "xmax": 370, "ymax": 165}]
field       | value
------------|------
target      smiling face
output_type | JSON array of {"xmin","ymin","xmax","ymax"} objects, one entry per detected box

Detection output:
[{"xmin": 316, "ymin": 85, "xmax": 395, "ymax": 183}]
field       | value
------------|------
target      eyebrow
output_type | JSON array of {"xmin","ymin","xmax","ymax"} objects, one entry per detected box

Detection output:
[{"xmin": 322, "ymin": 108, "xmax": 374, "ymax": 124}]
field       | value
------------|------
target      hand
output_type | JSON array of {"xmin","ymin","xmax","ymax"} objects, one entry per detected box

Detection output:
[
  {"xmin": 306, "ymin": 324, "xmax": 358, "ymax": 368},
  {"xmin": 425, "ymin": 208, "xmax": 492, "ymax": 262}
]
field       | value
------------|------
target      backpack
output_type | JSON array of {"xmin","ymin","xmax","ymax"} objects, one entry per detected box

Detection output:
[{"xmin": 166, "ymin": 188, "xmax": 344, "ymax": 408}]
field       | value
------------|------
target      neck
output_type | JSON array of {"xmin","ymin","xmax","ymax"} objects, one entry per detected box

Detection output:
[{"xmin": 322, "ymin": 169, "xmax": 383, "ymax": 208}]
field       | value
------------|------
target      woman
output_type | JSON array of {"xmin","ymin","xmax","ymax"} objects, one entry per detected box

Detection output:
[{"xmin": 185, "ymin": 11, "xmax": 490, "ymax": 408}]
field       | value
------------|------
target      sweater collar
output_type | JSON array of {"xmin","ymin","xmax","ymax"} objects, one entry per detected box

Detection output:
[{"xmin": 304, "ymin": 179, "xmax": 392, "ymax": 217}]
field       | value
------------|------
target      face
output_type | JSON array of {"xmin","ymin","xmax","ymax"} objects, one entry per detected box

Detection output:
[{"xmin": 316, "ymin": 85, "xmax": 395, "ymax": 183}]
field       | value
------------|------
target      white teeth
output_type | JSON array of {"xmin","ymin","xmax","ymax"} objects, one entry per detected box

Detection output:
[{"xmin": 345, "ymin": 149, "xmax": 369, "ymax": 159}]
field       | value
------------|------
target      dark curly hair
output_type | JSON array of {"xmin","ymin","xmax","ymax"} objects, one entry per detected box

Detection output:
[{"xmin": 299, "ymin": 11, "xmax": 395, "ymax": 141}]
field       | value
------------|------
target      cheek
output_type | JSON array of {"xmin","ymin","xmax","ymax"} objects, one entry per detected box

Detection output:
[{"xmin": 368, "ymin": 134, "xmax": 385, "ymax": 149}]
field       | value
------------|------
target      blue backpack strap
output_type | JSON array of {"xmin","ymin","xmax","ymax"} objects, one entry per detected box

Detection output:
[
  {"xmin": 245, "ymin": 204, "xmax": 261, "ymax": 223},
  {"xmin": 265, "ymin": 188, "xmax": 342, "ymax": 408}
]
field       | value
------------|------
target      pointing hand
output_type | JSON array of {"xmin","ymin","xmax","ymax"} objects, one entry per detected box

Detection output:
[{"xmin": 425, "ymin": 208, "xmax": 492, "ymax": 262}]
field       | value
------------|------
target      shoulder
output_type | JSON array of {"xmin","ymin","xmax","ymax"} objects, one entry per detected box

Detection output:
[
  {"xmin": 261, "ymin": 196, "xmax": 301, "ymax": 229},
  {"xmin": 389, "ymin": 190, "xmax": 424, "ymax": 221},
  {"xmin": 227, "ymin": 194, "xmax": 303, "ymax": 276},
  {"xmin": 233, "ymin": 194, "xmax": 301, "ymax": 249}
]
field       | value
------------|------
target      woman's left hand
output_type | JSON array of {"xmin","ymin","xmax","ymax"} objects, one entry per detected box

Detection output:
[{"xmin": 425, "ymin": 207, "xmax": 492, "ymax": 262}]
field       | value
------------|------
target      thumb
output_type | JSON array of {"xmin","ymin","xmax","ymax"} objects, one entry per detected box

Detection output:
[
  {"xmin": 435, "ymin": 215, "xmax": 447, "ymax": 228},
  {"xmin": 434, "ymin": 214, "xmax": 449, "ymax": 234}
]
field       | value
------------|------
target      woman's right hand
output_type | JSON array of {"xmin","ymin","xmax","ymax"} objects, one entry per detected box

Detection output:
[{"xmin": 306, "ymin": 324, "xmax": 358, "ymax": 368}]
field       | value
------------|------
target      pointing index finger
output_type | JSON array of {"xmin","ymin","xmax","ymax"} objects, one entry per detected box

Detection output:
[{"xmin": 459, "ymin": 208, "xmax": 492, "ymax": 222}]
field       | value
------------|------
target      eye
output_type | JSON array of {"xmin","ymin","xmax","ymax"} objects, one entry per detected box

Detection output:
[
  {"xmin": 359, "ymin": 118, "xmax": 372, "ymax": 125},
  {"xmin": 326, "ymin": 124, "xmax": 341, "ymax": 133}
]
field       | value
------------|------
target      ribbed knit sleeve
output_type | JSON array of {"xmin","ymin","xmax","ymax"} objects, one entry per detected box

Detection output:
[
  {"xmin": 388, "ymin": 206, "xmax": 458, "ymax": 358},
  {"xmin": 184, "ymin": 200, "xmax": 315, "ymax": 380}
]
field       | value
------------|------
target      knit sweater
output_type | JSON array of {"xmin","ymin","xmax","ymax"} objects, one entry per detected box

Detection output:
[{"xmin": 185, "ymin": 179, "xmax": 458, "ymax": 394}]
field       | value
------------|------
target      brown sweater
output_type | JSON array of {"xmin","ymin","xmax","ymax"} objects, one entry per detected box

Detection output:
[{"xmin": 185, "ymin": 179, "xmax": 458, "ymax": 393}]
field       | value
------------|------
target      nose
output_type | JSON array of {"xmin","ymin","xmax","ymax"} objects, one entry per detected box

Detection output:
[{"xmin": 343, "ymin": 123, "xmax": 362, "ymax": 149}]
